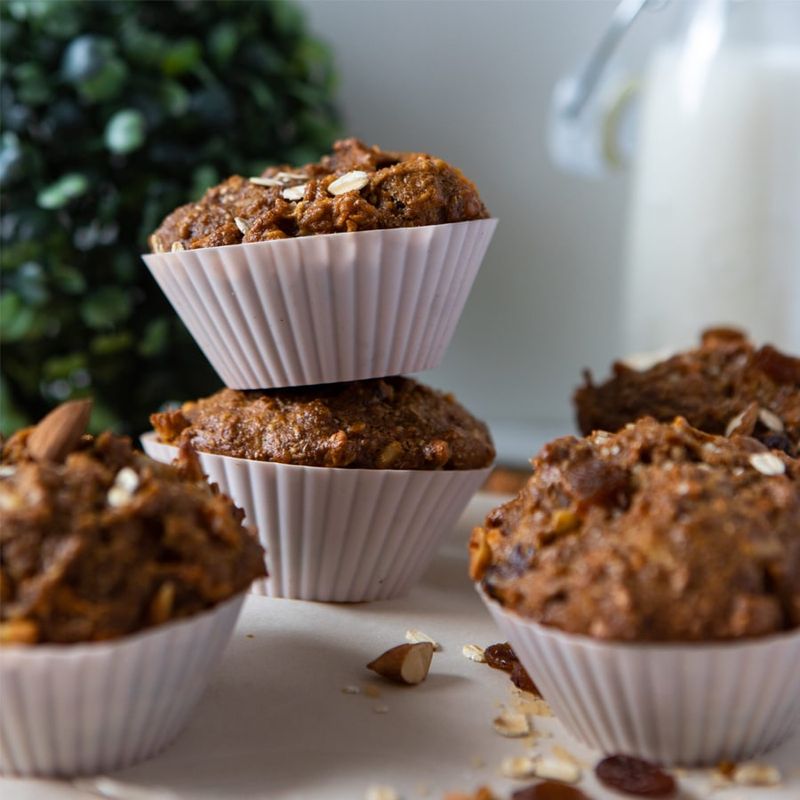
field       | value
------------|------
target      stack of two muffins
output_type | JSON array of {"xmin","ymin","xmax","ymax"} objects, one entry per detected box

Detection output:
[{"xmin": 142, "ymin": 139, "xmax": 498, "ymax": 601}]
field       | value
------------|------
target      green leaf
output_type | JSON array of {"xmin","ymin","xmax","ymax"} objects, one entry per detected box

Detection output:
[
  {"xmin": 91, "ymin": 331, "xmax": 133, "ymax": 355},
  {"xmin": 191, "ymin": 164, "xmax": 219, "ymax": 199},
  {"xmin": 36, "ymin": 173, "xmax": 89, "ymax": 210},
  {"xmin": 209, "ymin": 23, "xmax": 238, "ymax": 66},
  {"xmin": 61, "ymin": 35, "xmax": 113, "ymax": 81},
  {"xmin": 42, "ymin": 352, "xmax": 87, "ymax": 380},
  {"xmin": 0, "ymin": 292, "xmax": 36, "ymax": 341},
  {"xmin": 78, "ymin": 58, "xmax": 127, "ymax": 103},
  {"xmin": 80, "ymin": 286, "xmax": 132, "ymax": 329},
  {"xmin": 162, "ymin": 39, "xmax": 201, "ymax": 76},
  {"xmin": 13, "ymin": 62, "xmax": 50, "ymax": 105},
  {"xmin": 51, "ymin": 264, "xmax": 87, "ymax": 294},
  {"xmin": 105, "ymin": 109, "xmax": 146, "ymax": 155},
  {"xmin": 139, "ymin": 317, "xmax": 169, "ymax": 357},
  {"xmin": 161, "ymin": 81, "xmax": 190, "ymax": 117}
]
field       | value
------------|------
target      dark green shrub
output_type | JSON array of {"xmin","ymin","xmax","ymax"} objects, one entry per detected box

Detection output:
[{"xmin": 0, "ymin": 0, "xmax": 339, "ymax": 434}]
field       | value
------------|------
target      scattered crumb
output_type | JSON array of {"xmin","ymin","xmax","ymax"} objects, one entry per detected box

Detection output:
[
  {"xmin": 365, "ymin": 786, "xmax": 399, "ymax": 800},
  {"xmin": 530, "ymin": 755, "xmax": 582, "ymax": 784},
  {"xmin": 362, "ymin": 684, "xmax": 382, "ymax": 698},
  {"xmin": 550, "ymin": 743, "xmax": 585, "ymax": 768},
  {"xmin": 499, "ymin": 755, "xmax": 538, "ymax": 779},
  {"xmin": 462, "ymin": 644, "xmax": 486, "ymax": 663},
  {"xmin": 341, "ymin": 685, "xmax": 361, "ymax": 695},
  {"xmin": 492, "ymin": 710, "xmax": 530, "ymax": 738},
  {"xmin": 373, "ymin": 704, "xmax": 390, "ymax": 714},
  {"xmin": 245, "ymin": 634, "xmax": 254, "ymax": 639},
  {"xmin": 733, "ymin": 762, "xmax": 781, "ymax": 787}
]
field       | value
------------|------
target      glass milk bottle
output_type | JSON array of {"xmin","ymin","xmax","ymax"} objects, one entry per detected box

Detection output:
[{"xmin": 549, "ymin": 0, "xmax": 800, "ymax": 352}]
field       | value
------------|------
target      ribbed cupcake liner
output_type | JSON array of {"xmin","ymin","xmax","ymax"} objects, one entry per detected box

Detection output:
[
  {"xmin": 0, "ymin": 594, "xmax": 244, "ymax": 777},
  {"xmin": 480, "ymin": 589, "xmax": 800, "ymax": 766},
  {"xmin": 142, "ymin": 434, "xmax": 491, "ymax": 601},
  {"xmin": 141, "ymin": 218, "xmax": 497, "ymax": 389}
]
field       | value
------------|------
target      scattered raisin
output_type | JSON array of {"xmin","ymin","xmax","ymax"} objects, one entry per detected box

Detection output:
[
  {"xmin": 595, "ymin": 755, "xmax": 676, "ymax": 797},
  {"xmin": 512, "ymin": 781, "xmax": 592, "ymax": 800},
  {"xmin": 484, "ymin": 642, "xmax": 518, "ymax": 672},
  {"xmin": 510, "ymin": 661, "xmax": 541, "ymax": 696}
]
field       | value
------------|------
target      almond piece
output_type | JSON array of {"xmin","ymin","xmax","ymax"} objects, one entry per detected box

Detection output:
[
  {"xmin": 367, "ymin": 642, "xmax": 434, "ymax": 685},
  {"xmin": 328, "ymin": 170, "xmax": 369, "ymax": 196},
  {"xmin": 405, "ymin": 628, "xmax": 441, "ymax": 650},
  {"xmin": 492, "ymin": 710, "xmax": 530, "ymax": 738},
  {"xmin": 27, "ymin": 399, "xmax": 92, "ymax": 463}
]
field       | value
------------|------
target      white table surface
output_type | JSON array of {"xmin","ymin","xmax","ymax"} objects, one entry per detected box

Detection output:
[{"xmin": 3, "ymin": 494, "xmax": 799, "ymax": 800}]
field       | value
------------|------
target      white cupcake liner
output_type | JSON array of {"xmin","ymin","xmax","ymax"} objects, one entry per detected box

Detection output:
[
  {"xmin": 142, "ymin": 434, "xmax": 491, "ymax": 601},
  {"xmin": 142, "ymin": 218, "xmax": 497, "ymax": 389},
  {"xmin": 480, "ymin": 589, "xmax": 800, "ymax": 766},
  {"xmin": 0, "ymin": 594, "xmax": 244, "ymax": 777}
]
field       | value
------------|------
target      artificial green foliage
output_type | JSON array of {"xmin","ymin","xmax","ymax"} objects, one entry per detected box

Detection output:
[{"xmin": 0, "ymin": 0, "xmax": 340, "ymax": 434}]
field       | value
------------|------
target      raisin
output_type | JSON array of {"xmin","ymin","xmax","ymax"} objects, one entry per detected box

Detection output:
[
  {"xmin": 484, "ymin": 642, "xmax": 518, "ymax": 672},
  {"xmin": 510, "ymin": 661, "xmax": 541, "ymax": 696},
  {"xmin": 760, "ymin": 432, "xmax": 795, "ymax": 456},
  {"xmin": 512, "ymin": 781, "xmax": 592, "ymax": 800},
  {"xmin": 595, "ymin": 755, "xmax": 676, "ymax": 797}
]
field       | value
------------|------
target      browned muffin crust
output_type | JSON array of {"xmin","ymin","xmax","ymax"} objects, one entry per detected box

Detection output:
[
  {"xmin": 151, "ymin": 377, "xmax": 495, "ymax": 470},
  {"xmin": 149, "ymin": 138, "xmax": 489, "ymax": 252},
  {"xmin": 471, "ymin": 417, "xmax": 800, "ymax": 642},
  {"xmin": 574, "ymin": 328, "xmax": 800, "ymax": 457},
  {"xmin": 0, "ymin": 430, "xmax": 265, "ymax": 645}
]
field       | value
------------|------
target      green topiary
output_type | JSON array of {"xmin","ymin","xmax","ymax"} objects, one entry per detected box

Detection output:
[{"xmin": 0, "ymin": 0, "xmax": 340, "ymax": 434}]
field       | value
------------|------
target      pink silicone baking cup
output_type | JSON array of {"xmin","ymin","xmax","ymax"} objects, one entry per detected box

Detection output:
[
  {"xmin": 142, "ymin": 218, "xmax": 497, "ymax": 389},
  {"xmin": 142, "ymin": 433, "xmax": 491, "ymax": 601},
  {"xmin": 479, "ymin": 588, "xmax": 800, "ymax": 766},
  {"xmin": 0, "ymin": 594, "xmax": 244, "ymax": 777}
]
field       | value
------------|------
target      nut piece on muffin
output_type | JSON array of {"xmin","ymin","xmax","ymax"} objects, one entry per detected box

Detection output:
[
  {"xmin": 0, "ymin": 402, "xmax": 265, "ymax": 645},
  {"xmin": 574, "ymin": 328, "xmax": 800, "ymax": 456},
  {"xmin": 471, "ymin": 416, "xmax": 800, "ymax": 641},
  {"xmin": 151, "ymin": 377, "xmax": 495, "ymax": 470},
  {"xmin": 149, "ymin": 138, "xmax": 490, "ymax": 251}
]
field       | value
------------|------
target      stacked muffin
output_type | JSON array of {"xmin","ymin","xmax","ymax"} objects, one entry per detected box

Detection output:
[
  {"xmin": 142, "ymin": 139, "xmax": 497, "ymax": 600},
  {"xmin": 473, "ymin": 331, "xmax": 800, "ymax": 766}
]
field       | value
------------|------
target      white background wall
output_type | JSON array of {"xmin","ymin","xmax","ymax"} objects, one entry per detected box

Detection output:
[{"xmin": 299, "ymin": 0, "xmax": 666, "ymax": 462}]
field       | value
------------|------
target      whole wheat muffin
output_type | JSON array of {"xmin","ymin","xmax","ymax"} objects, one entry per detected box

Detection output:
[
  {"xmin": 149, "ymin": 138, "xmax": 489, "ymax": 251},
  {"xmin": 151, "ymin": 377, "xmax": 495, "ymax": 470},
  {"xmin": 574, "ymin": 329, "xmax": 799, "ymax": 456},
  {"xmin": 471, "ymin": 417, "xmax": 800, "ymax": 642},
  {"xmin": 0, "ymin": 404, "xmax": 265, "ymax": 645}
]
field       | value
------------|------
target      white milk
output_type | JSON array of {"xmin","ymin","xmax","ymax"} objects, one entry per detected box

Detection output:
[{"xmin": 623, "ymin": 45, "xmax": 800, "ymax": 352}]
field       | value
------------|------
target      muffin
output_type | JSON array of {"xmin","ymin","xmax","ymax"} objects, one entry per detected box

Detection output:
[
  {"xmin": 0, "ymin": 400, "xmax": 265, "ymax": 776},
  {"xmin": 144, "ymin": 377, "xmax": 495, "ymax": 601},
  {"xmin": 150, "ymin": 377, "xmax": 494, "ymax": 470},
  {"xmin": 473, "ymin": 417, "xmax": 800, "ymax": 764},
  {"xmin": 149, "ymin": 138, "xmax": 489, "ymax": 251},
  {"xmin": 574, "ymin": 328, "xmax": 800, "ymax": 456},
  {"xmin": 141, "ymin": 140, "xmax": 497, "ymax": 390}
]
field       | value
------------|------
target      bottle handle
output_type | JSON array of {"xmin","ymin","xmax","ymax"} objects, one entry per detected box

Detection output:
[{"xmin": 548, "ymin": 0, "xmax": 667, "ymax": 177}]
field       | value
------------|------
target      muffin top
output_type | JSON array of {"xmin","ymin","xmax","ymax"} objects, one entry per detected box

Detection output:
[
  {"xmin": 471, "ymin": 417, "xmax": 800, "ymax": 642},
  {"xmin": 0, "ymin": 401, "xmax": 265, "ymax": 645},
  {"xmin": 574, "ymin": 328, "xmax": 800, "ymax": 457},
  {"xmin": 149, "ymin": 138, "xmax": 489, "ymax": 252},
  {"xmin": 151, "ymin": 377, "xmax": 495, "ymax": 470}
]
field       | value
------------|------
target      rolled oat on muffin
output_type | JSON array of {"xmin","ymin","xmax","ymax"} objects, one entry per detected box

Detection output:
[
  {"xmin": 0, "ymin": 406, "xmax": 265, "ymax": 645},
  {"xmin": 574, "ymin": 328, "xmax": 800, "ymax": 456},
  {"xmin": 149, "ymin": 138, "xmax": 489, "ymax": 252},
  {"xmin": 151, "ymin": 376, "xmax": 495, "ymax": 470},
  {"xmin": 472, "ymin": 416, "xmax": 799, "ymax": 641}
]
